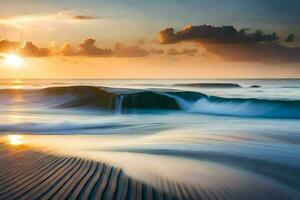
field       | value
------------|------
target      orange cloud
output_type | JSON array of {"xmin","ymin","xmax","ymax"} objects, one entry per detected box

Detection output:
[
  {"xmin": 79, "ymin": 38, "xmax": 114, "ymax": 57},
  {"xmin": 60, "ymin": 43, "xmax": 78, "ymax": 56},
  {"xmin": 115, "ymin": 43, "xmax": 148, "ymax": 57},
  {"xmin": 20, "ymin": 41, "xmax": 50, "ymax": 57},
  {"xmin": 167, "ymin": 48, "xmax": 198, "ymax": 56},
  {"xmin": 149, "ymin": 48, "xmax": 164, "ymax": 54},
  {"xmin": 0, "ymin": 39, "xmax": 19, "ymax": 53}
]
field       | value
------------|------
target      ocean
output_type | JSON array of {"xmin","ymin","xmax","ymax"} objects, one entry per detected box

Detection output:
[{"xmin": 0, "ymin": 79, "xmax": 299, "ymax": 199}]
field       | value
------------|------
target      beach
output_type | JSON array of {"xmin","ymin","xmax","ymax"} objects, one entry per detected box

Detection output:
[
  {"xmin": 1, "ymin": 132, "xmax": 299, "ymax": 200},
  {"xmin": 0, "ymin": 141, "xmax": 159, "ymax": 200}
]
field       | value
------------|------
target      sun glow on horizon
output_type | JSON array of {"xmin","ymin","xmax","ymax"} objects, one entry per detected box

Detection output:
[{"xmin": 4, "ymin": 55, "xmax": 24, "ymax": 68}]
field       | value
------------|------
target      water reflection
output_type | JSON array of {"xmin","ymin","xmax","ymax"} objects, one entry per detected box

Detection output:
[{"xmin": 8, "ymin": 135, "xmax": 23, "ymax": 146}]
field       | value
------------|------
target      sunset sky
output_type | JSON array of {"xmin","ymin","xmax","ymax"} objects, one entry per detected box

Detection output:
[{"xmin": 0, "ymin": 0, "xmax": 300, "ymax": 78}]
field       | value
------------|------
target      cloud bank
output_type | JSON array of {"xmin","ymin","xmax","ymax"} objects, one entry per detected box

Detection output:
[
  {"xmin": 159, "ymin": 25, "xmax": 279, "ymax": 44},
  {"xmin": 159, "ymin": 24, "xmax": 300, "ymax": 63},
  {"xmin": 0, "ymin": 38, "xmax": 167, "ymax": 58}
]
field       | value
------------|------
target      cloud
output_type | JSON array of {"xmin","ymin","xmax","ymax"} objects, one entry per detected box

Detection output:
[
  {"xmin": 137, "ymin": 38, "xmax": 147, "ymax": 45},
  {"xmin": 285, "ymin": 34, "xmax": 295, "ymax": 43},
  {"xmin": 72, "ymin": 15, "xmax": 95, "ymax": 20},
  {"xmin": 0, "ymin": 10, "xmax": 97, "ymax": 30},
  {"xmin": 158, "ymin": 28, "xmax": 178, "ymax": 44},
  {"xmin": 167, "ymin": 48, "xmax": 198, "ymax": 56},
  {"xmin": 0, "ymin": 39, "xmax": 51, "ymax": 57},
  {"xmin": 57, "ymin": 10, "xmax": 98, "ymax": 22},
  {"xmin": 57, "ymin": 10, "xmax": 95, "ymax": 21},
  {"xmin": 181, "ymin": 48, "xmax": 198, "ymax": 56},
  {"xmin": 60, "ymin": 43, "xmax": 78, "ymax": 56},
  {"xmin": 115, "ymin": 43, "xmax": 148, "ymax": 57},
  {"xmin": 0, "ymin": 38, "xmax": 165, "ymax": 58},
  {"xmin": 158, "ymin": 24, "xmax": 300, "ymax": 63},
  {"xmin": 167, "ymin": 48, "xmax": 181, "ymax": 55},
  {"xmin": 159, "ymin": 24, "xmax": 279, "ymax": 44},
  {"xmin": 79, "ymin": 38, "xmax": 114, "ymax": 57},
  {"xmin": 0, "ymin": 39, "xmax": 19, "ymax": 53},
  {"xmin": 149, "ymin": 48, "xmax": 164, "ymax": 54},
  {"xmin": 20, "ymin": 41, "xmax": 50, "ymax": 57}
]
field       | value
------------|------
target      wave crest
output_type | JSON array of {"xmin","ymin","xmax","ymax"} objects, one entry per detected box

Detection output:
[
  {"xmin": 0, "ymin": 85, "xmax": 300, "ymax": 119},
  {"xmin": 189, "ymin": 96, "xmax": 300, "ymax": 119}
]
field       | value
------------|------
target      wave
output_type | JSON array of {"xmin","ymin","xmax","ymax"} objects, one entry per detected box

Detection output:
[
  {"xmin": 118, "ymin": 90, "xmax": 204, "ymax": 110},
  {"xmin": 41, "ymin": 86, "xmax": 115, "ymax": 108},
  {"xmin": 0, "ymin": 86, "xmax": 204, "ymax": 111},
  {"xmin": 0, "ymin": 85, "xmax": 300, "ymax": 119},
  {"xmin": 189, "ymin": 96, "xmax": 300, "ymax": 119},
  {"xmin": 173, "ymin": 82, "xmax": 242, "ymax": 88}
]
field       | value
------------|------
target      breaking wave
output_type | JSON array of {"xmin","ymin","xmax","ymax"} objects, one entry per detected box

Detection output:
[{"xmin": 0, "ymin": 86, "xmax": 300, "ymax": 119}]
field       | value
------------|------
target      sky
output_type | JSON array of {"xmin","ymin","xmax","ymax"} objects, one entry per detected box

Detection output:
[{"xmin": 0, "ymin": 0, "xmax": 299, "ymax": 78}]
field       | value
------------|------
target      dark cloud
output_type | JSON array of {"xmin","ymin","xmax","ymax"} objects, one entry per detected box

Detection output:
[
  {"xmin": 72, "ymin": 15, "xmax": 95, "ymax": 20},
  {"xmin": 159, "ymin": 24, "xmax": 279, "ymax": 44},
  {"xmin": 159, "ymin": 24, "xmax": 300, "ymax": 63},
  {"xmin": 167, "ymin": 48, "xmax": 198, "ymax": 56},
  {"xmin": 115, "ymin": 43, "xmax": 148, "ymax": 57},
  {"xmin": 285, "ymin": 34, "xmax": 295, "ymax": 43},
  {"xmin": 79, "ymin": 38, "xmax": 114, "ymax": 57},
  {"xmin": 0, "ymin": 39, "xmax": 19, "ymax": 53},
  {"xmin": 20, "ymin": 41, "xmax": 50, "ymax": 57},
  {"xmin": 158, "ymin": 28, "xmax": 178, "ymax": 44}
]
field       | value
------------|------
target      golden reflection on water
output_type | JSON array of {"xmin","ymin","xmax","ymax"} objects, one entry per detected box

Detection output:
[
  {"xmin": 8, "ymin": 135, "xmax": 24, "ymax": 146},
  {"xmin": 11, "ymin": 79, "xmax": 23, "ymax": 85},
  {"xmin": 11, "ymin": 79, "xmax": 24, "ymax": 89},
  {"xmin": 11, "ymin": 85, "xmax": 24, "ymax": 90}
]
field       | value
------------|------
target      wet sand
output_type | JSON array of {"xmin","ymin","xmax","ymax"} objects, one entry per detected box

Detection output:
[
  {"xmin": 0, "ymin": 142, "xmax": 202, "ymax": 200},
  {"xmin": 0, "ymin": 134, "xmax": 299, "ymax": 200}
]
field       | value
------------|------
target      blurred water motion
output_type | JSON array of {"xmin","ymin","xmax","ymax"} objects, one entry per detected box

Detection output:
[{"xmin": 0, "ymin": 79, "xmax": 299, "ymax": 199}]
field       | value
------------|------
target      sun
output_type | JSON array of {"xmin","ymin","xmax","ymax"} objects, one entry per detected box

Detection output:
[{"xmin": 4, "ymin": 54, "xmax": 23, "ymax": 68}]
